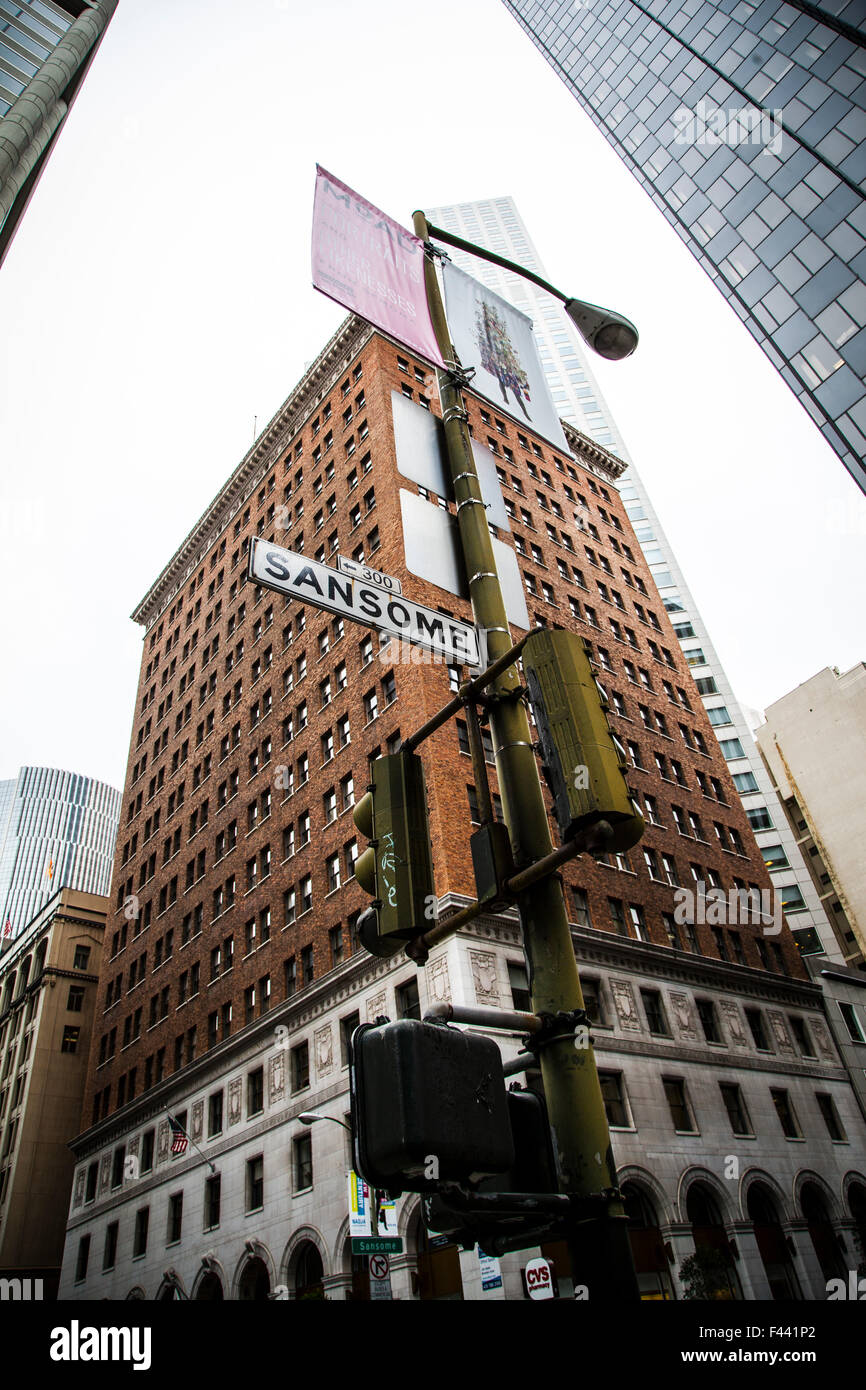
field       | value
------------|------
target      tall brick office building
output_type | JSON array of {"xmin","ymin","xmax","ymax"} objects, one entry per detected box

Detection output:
[{"xmin": 60, "ymin": 316, "xmax": 866, "ymax": 1302}]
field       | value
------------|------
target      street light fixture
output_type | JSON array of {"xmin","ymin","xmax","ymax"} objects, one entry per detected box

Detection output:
[
  {"xmin": 422, "ymin": 219, "xmax": 639, "ymax": 360},
  {"xmin": 298, "ymin": 1111, "xmax": 351, "ymax": 1133}
]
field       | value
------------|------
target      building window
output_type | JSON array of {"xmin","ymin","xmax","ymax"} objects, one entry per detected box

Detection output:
[
  {"xmin": 744, "ymin": 1007, "xmax": 771, "ymax": 1051},
  {"xmin": 770, "ymin": 1088, "xmax": 802, "ymax": 1139},
  {"xmin": 598, "ymin": 1071, "xmax": 630, "ymax": 1128},
  {"xmin": 294, "ymin": 1133, "xmax": 313, "ymax": 1191},
  {"xmin": 719, "ymin": 1082, "xmax": 753, "ymax": 1136},
  {"xmin": 815, "ymin": 1093, "xmax": 846, "ymax": 1143},
  {"xmin": 204, "ymin": 1173, "xmax": 221, "ymax": 1230},
  {"xmin": 246, "ymin": 1155, "xmax": 264, "ymax": 1212},
  {"xmin": 340, "ymin": 1011, "xmax": 360, "ymax": 1067},
  {"xmin": 102, "ymin": 1222, "xmax": 119, "ymax": 1271},
  {"xmin": 507, "ymin": 960, "xmax": 529, "ymax": 1012},
  {"xmin": 640, "ymin": 988, "xmax": 669, "ymax": 1037},
  {"xmin": 248, "ymin": 1066, "xmax": 264, "ymax": 1116},
  {"xmin": 663, "ymin": 1077, "xmax": 697, "ymax": 1133},
  {"xmin": 839, "ymin": 1002, "xmax": 865, "ymax": 1043},
  {"xmin": 133, "ymin": 1206, "xmax": 149, "ymax": 1259},
  {"xmin": 208, "ymin": 1091, "xmax": 223, "ymax": 1137},
  {"xmin": 396, "ymin": 978, "xmax": 420, "ymax": 1021},
  {"xmin": 75, "ymin": 1234, "xmax": 90, "ymax": 1283},
  {"xmin": 61, "ymin": 1026, "xmax": 80, "ymax": 1053},
  {"xmin": 292, "ymin": 1040, "xmax": 310, "ymax": 1093},
  {"xmin": 301, "ymin": 943, "xmax": 314, "ymax": 985},
  {"xmin": 329, "ymin": 923, "xmax": 344, "ymax": 965},
  {"xmin": 73, "ymin": 946, "xmax": 91, "ymax": 971},
  {"xmin": 696, "ymin": 999, "xmax": 722, "ymax": 1044},
  {"xmin": 167, "ymin": 1192, "xmax": 183, "ymax": 1245},
  {"xmin": 789, "ymin": 1016, "xmax": 816, "ymax": 1059}
]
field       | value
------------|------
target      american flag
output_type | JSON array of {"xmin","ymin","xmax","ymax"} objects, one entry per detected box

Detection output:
[
  {"xmin": 168, "ymin": 1114, "xmax": 189, "ymax": 1156},
  {"xmin": 2, "ymin": 919, "xmax": 11, "ymax": 938}
]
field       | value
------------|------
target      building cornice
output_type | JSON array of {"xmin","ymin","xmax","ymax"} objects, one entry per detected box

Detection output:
[{"xmin": 561, "ymin": 420, "xmax": 628, "ymax": 481}]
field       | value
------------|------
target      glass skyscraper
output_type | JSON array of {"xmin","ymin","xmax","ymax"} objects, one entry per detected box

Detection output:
[
  {"xmin": 427, "ymin": 194, "xmax": 846, "ymax": 963},
  {"xmin": 502, "ymin": 0, "xmax": 866, "ymax": 495},
  {"xmin": 0, "ymin": 766, "xmax": 120, "ymax": 937},
  {"xmin": 0, "ymin": 0, "xmax": 118, "ymax": 267}
]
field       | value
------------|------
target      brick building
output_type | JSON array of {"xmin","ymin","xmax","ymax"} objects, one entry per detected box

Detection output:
[{"xmin": 60, "ymin": 316, "xmax": 866, "ymax": 1301}]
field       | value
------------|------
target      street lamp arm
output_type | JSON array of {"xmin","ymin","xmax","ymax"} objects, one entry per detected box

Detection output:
[
  {"xmin": 424, "ymin": 219, "xmax": 569, "ymax": 306},
  {"xmin": 419, "ymin": 216, "xmax": 638, "ymax": 361}
]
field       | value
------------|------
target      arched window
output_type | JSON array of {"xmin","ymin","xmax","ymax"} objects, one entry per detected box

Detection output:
[
  {"xmin": 294, "ymin": 1242, "xmax": 324, "ymax": 1301},
  {"xmin": 801, "ymin": 1182, "xmax": 845, "ymax": 1282},
  {"xmin": 747, "ymin": 1183, "xmax": 801, "ymax": 1300},
  {"xmin": 622, "ymin": 1182, "xmax": 675, "ymax": 1300},
  {"xmin": 682, "ymin": 1182, "xmax": 741, "ymax": 1300},
  {"xmin": 238, "ymin": 1256, "xmax": 270, "ymax": 1302}
]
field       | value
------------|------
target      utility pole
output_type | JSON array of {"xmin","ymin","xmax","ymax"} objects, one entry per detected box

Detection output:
[{"xmin": 412, "ymin": 210, "xmax": 640, "ymax": 1302}]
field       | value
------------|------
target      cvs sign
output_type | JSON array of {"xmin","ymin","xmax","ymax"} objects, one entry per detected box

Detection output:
[{"xmin": 523, "ymin": 1257, "xmax": 555, "ymax": 1301}]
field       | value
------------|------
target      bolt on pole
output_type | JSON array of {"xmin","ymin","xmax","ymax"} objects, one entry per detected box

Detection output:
[{"xmin": 412, "ymin": 210, "xmax": 639, "ymax": 1301}]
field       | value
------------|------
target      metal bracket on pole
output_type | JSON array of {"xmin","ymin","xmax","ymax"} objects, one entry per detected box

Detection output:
[{"xmin": 422, "ymin": 239, "xmax": 450, "ymax": 263}]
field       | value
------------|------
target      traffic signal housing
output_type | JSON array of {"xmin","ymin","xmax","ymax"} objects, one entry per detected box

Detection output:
[
  {"xmin": 352, "ymin": 751, "xmax": 435, "ymax": 958},
  {"xmin": 350, "ymin": 1018, "xmax": 514, "ymax": 1196},
  {"xmin": 522, "ymin": 628, "xmax": 644, "ymax": 853}
]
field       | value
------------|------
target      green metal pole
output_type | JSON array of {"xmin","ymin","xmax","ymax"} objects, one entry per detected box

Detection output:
[{"xmin": 413, "ymin": 211, "xmax": 639, "ymax": 1302}]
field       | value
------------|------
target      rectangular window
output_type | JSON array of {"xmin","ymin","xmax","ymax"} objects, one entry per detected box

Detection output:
[
  {"xmin": 133, "ymin": 1206, "xmax": 149, "ymax": 1258},
  {"xmin": 340, "ymin": 1011, "xmax": 360, "ymax": 1067},
  {"xmin": 815, "ymin": 1093, "xmax": 846, "ymax": 1142},
  {"xmin": 292, "ymin": 1040, "xmax": 310, "ymax": 1092},
  {"xmin": 770, "ymin": 1088, "xmax": 802, "ymax": 1139},
  {"xmin": 663, "ymin": 1077, "xmax": 697, "ymax": 1133},
  {"xmin": 246, "ymin": 1155, "xmax": 264, "ymax": 1212},
  {"xmin": 102, "ymin": 1222, "xmax": 119, "ymax": 1271},
  {"xmin": 640, "ymin": 988, "xmax": 669, "ymax": 1037},
  {"xmin": 208, "ymin": 1091, "xmax": 223, "ymax": 1137},
  {"xmin": 745, "ymin": 1007, "xmax": 771, "ymax": 1051},
  {"xmin": 75, "ymin": 1234, "xmax": 90, "ymax": 1283},
  {"xmin": 204, "ymin": 1173, "xmax": 221, "ymax": 1230},
  {"xmin": 294, "ymin": 1133, "xmax": 313, "ymax": 1191},
  {"xmin": 247, "ymin": 1066, "xmax": 264, "ymax": 1116},
  {"xmin": 598, "ymin": 1071, "xmax": 629, "ymax": 1128},
  {"xmin": 696, "ymin": 998, "xmax": 722, "ymax": 1044},
  {"xmin": 507, "ymin": 960, "xmax": 530, "ymax": 1012},
  {"xmin": 719, "ymin": 1082, "xmax": 753, "ymax": 1136},
  {"xmin": 839, "ymin": 1002, "xmax": 865, "ymax": 1043},
  {"xmin": 396, "ymin": 978, "xmax": 420, "ymax": 1021},
  {"xmin": 167, "ymin": 1192, "xmax": 183, "ymax": 1244}
]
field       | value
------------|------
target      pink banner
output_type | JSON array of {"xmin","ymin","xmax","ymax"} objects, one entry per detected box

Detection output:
[{"xmin": 311, "ymin": 166, "xmax": 445, "ymax": 368}]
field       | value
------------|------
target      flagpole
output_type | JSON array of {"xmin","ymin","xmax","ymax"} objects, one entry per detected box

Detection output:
[{"xmin": 167, "ymin": 1110, "xmax": 216, "ymax": 1174}]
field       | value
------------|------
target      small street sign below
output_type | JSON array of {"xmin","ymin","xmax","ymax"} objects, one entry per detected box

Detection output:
[
  {"xmin": 369, "ymin": 1254, "xmax": 390, "ymax": 1280},
  {"xmin": 351, "ymin": 1236, "xmax": 403, "ymax": 1255}
]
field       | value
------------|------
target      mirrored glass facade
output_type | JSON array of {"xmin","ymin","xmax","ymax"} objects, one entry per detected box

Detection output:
[
  {"xmin": 0, "ymin": 765, "xmax": 120, "ymax": 937},
  {"xmin": 503, "ymin": 0, "xmax": 866, "ymax": 494}
]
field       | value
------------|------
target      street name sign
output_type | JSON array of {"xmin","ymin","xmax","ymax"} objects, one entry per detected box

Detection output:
[
  {"xmin": 249, "ymin": 538, "xmax": 479, "ymax": 665},
  {"xmin": 351, "ymin": 1236, "xmax": 403, "ymax": 1255}
]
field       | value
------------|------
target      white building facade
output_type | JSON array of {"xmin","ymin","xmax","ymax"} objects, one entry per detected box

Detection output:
[{"xmin": 59, "ymin": 904, "xmax": 866, "ymax": 1302}]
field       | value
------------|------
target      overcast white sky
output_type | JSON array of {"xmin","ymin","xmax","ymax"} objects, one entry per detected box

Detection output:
[{"xmin": 0, "ymin": 0, "xmax": 863, "ymax": 792}]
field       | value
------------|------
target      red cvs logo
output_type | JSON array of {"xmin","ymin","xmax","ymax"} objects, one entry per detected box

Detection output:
[{"xmin": 524, "ymin": 1257, "xmax": 554, "ymax": 1300}]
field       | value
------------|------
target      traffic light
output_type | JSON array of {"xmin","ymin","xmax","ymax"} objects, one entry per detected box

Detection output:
[
  {"xmin": 352, "ymin": 751, "xmax": 435, "ymax": 958},
  {"xmin": 522, "ymin": 628, "xmax": 644, "ymax": 853},
  {"xmin": 350, "ymin": 1019, "xmax": 514, "ymax": 1196}
]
